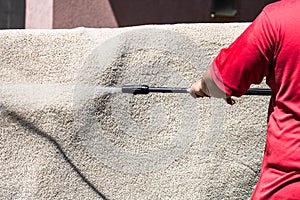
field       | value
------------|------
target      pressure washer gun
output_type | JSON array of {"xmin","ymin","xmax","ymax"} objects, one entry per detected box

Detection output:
[{"xmin": 121, "ymin": 85, "xmax": 271, "ymax": 96}]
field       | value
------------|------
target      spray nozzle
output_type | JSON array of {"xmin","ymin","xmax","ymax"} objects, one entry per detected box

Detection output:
[
  {"xmin": 121, "ymin": 85, "xmax": 150, "ymax": 95},
  {"xmin": 121, "ymin": 85, "xmax": 189, "ymax": 95}
]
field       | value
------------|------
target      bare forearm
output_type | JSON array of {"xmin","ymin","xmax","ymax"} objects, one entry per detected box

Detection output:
[
  {"xmin": 202, "ymin": 70, "xmax": 226, "ymax": 98},
  {"xmin": 190, "ymin": 69, "xmax": 235, "ymax": 105}
]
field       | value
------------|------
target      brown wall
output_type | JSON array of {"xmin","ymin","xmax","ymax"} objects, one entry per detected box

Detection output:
[
  {"xmin": 108, "ymin": 0, "xmax": 211, "ymax": 26},
  {"xmin": 237, "ymin": 0, "xmax": 277, "ymax": 22},
  {"xmin": 25, "ymin": 0, "xmax": 278, "ymax": 29},
  {"xmin": 53, "ymin": 0, "xmax": 118, "ymax": 28}
]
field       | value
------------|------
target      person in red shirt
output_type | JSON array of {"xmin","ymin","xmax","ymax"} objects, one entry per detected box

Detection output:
[{"xmin": 190, "ymin": 0, "xmax": 300, "ymax": 199}]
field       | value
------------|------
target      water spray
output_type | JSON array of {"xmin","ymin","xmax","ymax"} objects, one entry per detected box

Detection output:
[{"xmin": 121, "ymin": 85, "xmax": 271, "ymax": 96}]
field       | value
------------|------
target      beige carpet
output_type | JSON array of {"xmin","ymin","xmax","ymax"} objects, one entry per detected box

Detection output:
[{"xmin": 0, "ymin": 24, "xmax": 269, "ymax": 199}]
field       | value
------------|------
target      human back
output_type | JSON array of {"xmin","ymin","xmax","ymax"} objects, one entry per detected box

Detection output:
[{"xmin": 251, "ymin": 0, "xmax": 300, "ymax": 199}]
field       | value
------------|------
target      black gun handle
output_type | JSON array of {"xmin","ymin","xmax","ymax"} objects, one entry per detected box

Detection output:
[{"xmin": 244, "ymin": 88, "xmax": 271, "ymax": 96}]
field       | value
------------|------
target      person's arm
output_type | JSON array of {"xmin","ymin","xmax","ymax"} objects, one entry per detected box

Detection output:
[
  {"xmin": 190, "ymin": 8, "xmax": 275, "ymax": 103},
  {"xmin": 190, "ymin": 69, "xmax": 235, "ymax": 105}
]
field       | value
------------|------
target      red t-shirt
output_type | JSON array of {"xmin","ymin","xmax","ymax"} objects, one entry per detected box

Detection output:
[{"xmin": 210, "ymin": 1, "xmax": 300, "ymax": 199}]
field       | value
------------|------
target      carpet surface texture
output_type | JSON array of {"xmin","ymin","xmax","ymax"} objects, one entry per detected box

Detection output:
[{"xmin": 0, "ymin": 24, "xmax": 269, "ymax": 199}]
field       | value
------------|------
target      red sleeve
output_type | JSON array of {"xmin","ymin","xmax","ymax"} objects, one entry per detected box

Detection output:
[{"xmin": 210, "ymin": 10, "xmax": 275, "ymax": 97}]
